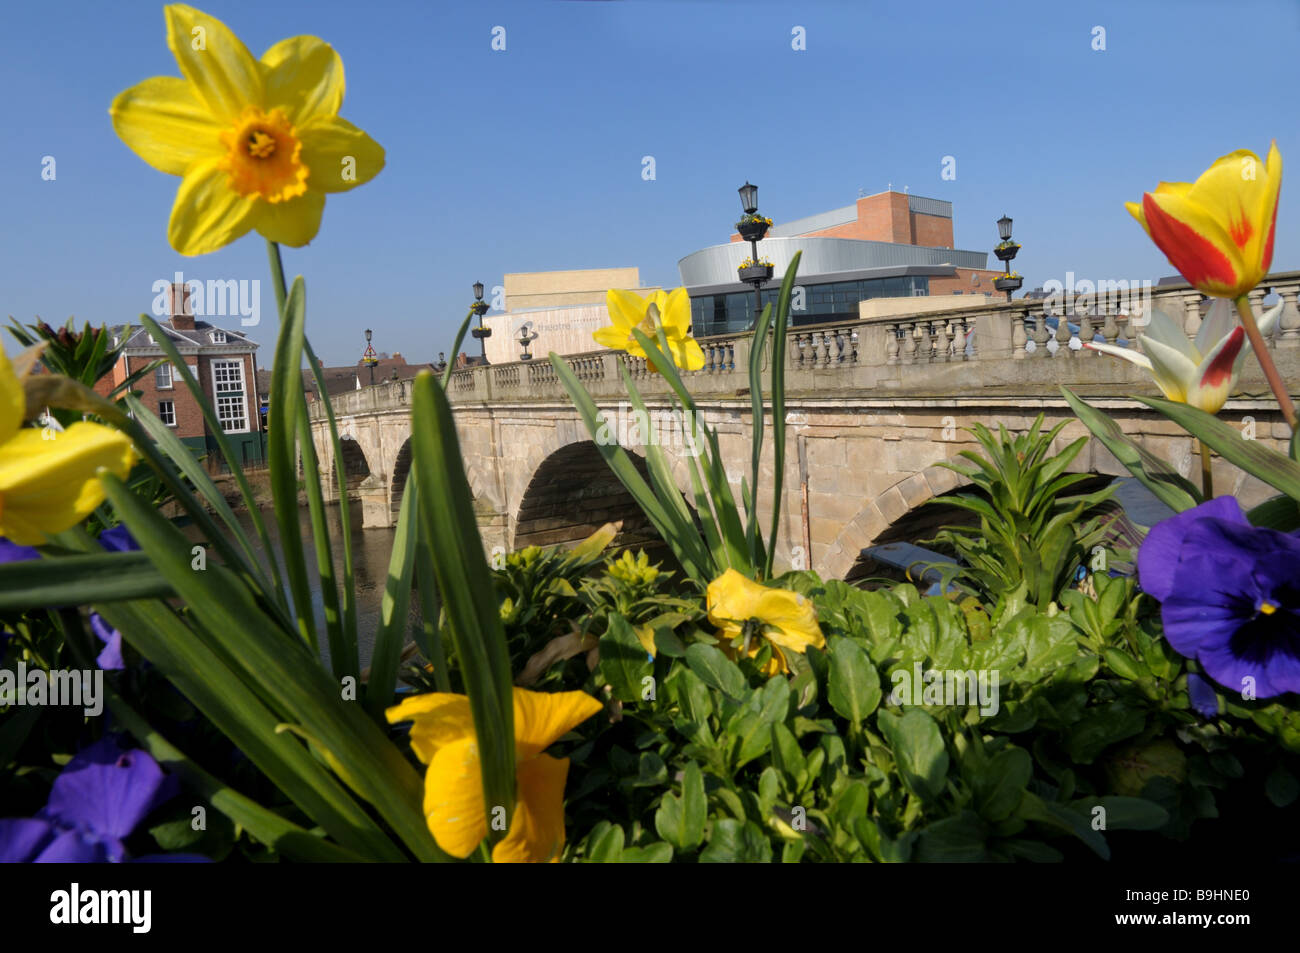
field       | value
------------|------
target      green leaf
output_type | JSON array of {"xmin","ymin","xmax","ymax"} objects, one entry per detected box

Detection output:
[
  {"xmin": 654, "ymin": 761, "xmax": 706, "ymax": 850},
  {"xmin": 699, "ymin": 818, "xmax": 773, "ymax": 863},
  {"xmin": 0, "ymin": 553, "xmax": 173, "ymax": 609},
  {"xmin": 586, "ymin": 823, "xmax": 625, "ymax": 862},
  {"xmin": 766, "ymin": 252, "xmax": 800, "ymax": 575},
  {"xmin": 365, "ymin": 477, "xmax": 419, "ymax": 718},
  {"xmin": 972, "ymin": 747, "xmax": 1031, "ymax": 822},
  {"xmin": 599, "ymin": 613, "xmax": 654, "ymax": 703},
  {"xmin": 1135, "ymin": 395, "xmax": 1300, "ymax": 502},
  {"xmin": 1077, "ymin": 796, "xmax": 1169, "ymax": 831},
  {"xmin": 877, "ymin": 708, "xmax": 949, "ymax": 801},
  {"xmin": 267, "ymin": 277, "xmax": 320, "ymax": 652},
  {"xmin": 827, "ymin": 636, "xmax": 882, "ymax": 726},
  {"xmin": 685, "ymin": 642, "xmax": 748, "ymax": 700},
  {"xmin": 409, "ymin": 372, "xmax": 516, "ymax": 841},
  {"xmin": 621, "ymin": 842, "xmax": 674, "ymax": 863},
  {"xmin": 1061, "ymin": 386, "xmax": 1201, "ymax": 513},
  {"xmin": 1265, "ymin": 765, "xmax": 1300, "ymax": 807},
  {"xmin": 915, "ymin": 811, "xmax": 989, "ymax": 862}
]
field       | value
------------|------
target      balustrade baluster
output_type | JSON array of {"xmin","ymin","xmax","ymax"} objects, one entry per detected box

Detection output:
[
  {"xmin": 1078, "ymin": 310, "xmax": 1093, "ymax": 354},
  {"xmin": 1031, "ymin": 312, "xmax": 1050, "ymax": 357},
  {"xmin": 1055, "ymin": 311, "xmax": 1072, "ymax": 356},
  {"xmin": 1012, "ymin": 309, "xmax": 1028, "ymax": 359},
  {"xmin": 1277, "ymin": 285, "xmax": 1300, "ymax": 348},
  {"xmin": 902, "ymin": 322, "xmax": 918, "ymax": 364},
  {"xmin": 885, "ymin": 324, "xmax": 900, "ymax": 365}
]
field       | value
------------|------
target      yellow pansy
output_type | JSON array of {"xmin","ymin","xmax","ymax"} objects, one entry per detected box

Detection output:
[
  {"xmin": 706, "ymin": 568, "xmax": 825, "ymax": 676},
  {"xmin": 386, "ymin": 687, "xmax": 602, "ymax": 863},
  {"xmin": 593, "ymin": 287, "xmax": 705, "ymax": 373},
  {"xmin": 1126, "ymin": 143, "xmax": 1281, "ymax": 299},
  {"xmin": 0, "ymin": 350, "xmax": 136, "ymax": 545},
  {"xmin": 110, "ymin": 4, "xmax": 385, "ymax": 255}
]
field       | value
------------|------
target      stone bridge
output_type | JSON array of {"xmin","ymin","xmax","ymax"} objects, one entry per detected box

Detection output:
[{"xmin": 308, "ymin": 274, "xmax": 1300, "ymax": 581}]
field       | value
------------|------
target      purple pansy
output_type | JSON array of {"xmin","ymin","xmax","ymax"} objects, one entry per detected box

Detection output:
[
  {"xmin": 0, "ymin": 736, "xmax": 202, "ymax": 863},
  {"xmin": 1187, "ymin": 673, "xmax": 1220, "ymax": 718},
  {"xmin": 0, "ymin": 538, "xmax": 40, "ymax": 563},
  {"xmin": 1138, "ymin": 496, "xmax": 1300, "ymax": 699},
  {"xmin": 99, "ymin": 524, "xmax": 140, "ymax": 554}
]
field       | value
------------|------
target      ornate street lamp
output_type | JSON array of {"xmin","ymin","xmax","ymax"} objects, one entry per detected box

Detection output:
[
  {"xmin": 517, "ymin": 322, "xmax": 538, "ymax": 361},
  {"xmin": 469, "ymin": 281, "xmax": 491, "ymax": 365},
  {"xmin": 735, "ymin": 181, "xmax": 773, "ymax": 330},
  {"xmin": 993, "ymin": 215, "xmax": 1022, "ymax": 301},
  {"xmin": 435, "ymin": 351, "xmax": 447, "ymax": 373},
  {"xmin": 362, "ymin": 327, "xmax": 378, "ymax": 386}
]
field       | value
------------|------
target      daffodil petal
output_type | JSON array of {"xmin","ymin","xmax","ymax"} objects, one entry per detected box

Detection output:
[
  {"xmin": 254, "ymin": 189, "xmax": 326, "ymax": 247},
  {"xmin": 109, "ymin": 76, "xmax": 223, "ymax": 176},
  {"xmin": 296, "ymin": 116, "xmax": 385, "ymax": 193},
  {"xmin": 261, "ymin": 36, "xmax": 344, "ymax": 126},
  {"xmin": 385, "ymin": 692, "xmax": 474, "ymax": 764},
  {"xmin": 592, "ymin": 325, "xmax": 628, "ymax": 351},
  {"xmin": 165, "ymin": 4, "xmax": 264, "ymax": 124},
  {"xmin": 423, "ymin": 737, "xmax": 489, "ymax": 858},
  {"xmin": 657, "ymin": 287, "xmax": 692, "ymax": 337},
  {"xmin": 511, "ymin": 687, "xmax": 602, "ymax": 759},
  {"xmin": 753, "ymin": 588, "xmax": 824, "ymax": 654},
  {"xmin": 0, "ymin": 424, "xmax": 136, "ymax": 545},
  {"xmin": 492, "ymin": 754, "xmax": 569, "ymax": 863},
  {"xmin": 606, "ymin": 288, "xmax": 650, "ymax": 332},
  {"xmin": 168, "ymin": 155, "xmax": 261, "ymax": 255},
  {"xmin": 0, "ymin": 349, "xmax": 24, "ymax": 444},
  {"xmin": 670, "ymin": 336, "xmax": 706, "ymax": 372},
  {"xmin": 706, "ymin": 568, "xmax": 765, "ymax": 627}
]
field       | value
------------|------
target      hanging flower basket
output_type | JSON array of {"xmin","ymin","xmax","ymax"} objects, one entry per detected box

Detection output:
[
  {"xmin": 739, "ymin": 264, "xmax": 774, "ymax": 283},
  {"xmin": 737, "ymin": 220, "xmax": 769, "ymax": 242},
  {"xmin": 995, "ymin": 241, "xmax": 1021, "ymax": 262},
  {"xmin": 994, "ymin": 275, "xmax": 1023, "ymax": 293}
]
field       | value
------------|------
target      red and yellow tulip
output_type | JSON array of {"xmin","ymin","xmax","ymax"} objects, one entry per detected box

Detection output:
[{"xmin": 1127, "ymin": 143, "xmax": 1281, "ymax": 299}]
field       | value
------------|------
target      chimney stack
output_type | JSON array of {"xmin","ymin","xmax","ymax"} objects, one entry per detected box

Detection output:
[{"xmin": 169, "ymin": 282, "xmax": 196, "ymax": 331}]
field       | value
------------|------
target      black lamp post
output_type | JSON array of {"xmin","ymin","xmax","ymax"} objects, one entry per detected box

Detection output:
[
  {"xmin": 993, "ymin": 215, "xmax": 1022, "ymax": 301},
  {"xmin": 735, "ymin": 181, "xmax": 774, "ymax": 329},
  {"xmin": 517, "ymin": 322, "xmax": 538, "ymax": 361},
  {"xmin": 363, "ymin": 327, "xmax": 377, "ymax": 386},
  {"xmin": 469, "ymin": 281, "xmax": 491, "ymax": 364}
]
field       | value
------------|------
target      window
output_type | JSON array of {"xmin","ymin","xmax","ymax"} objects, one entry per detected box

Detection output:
[
  {"xmin": 155, "ymin": 363, "xmax": 173, "ymax": 389},
  {"xmin": 211, "ymin": 359, "xmax": 248, "ymax": 433},
  {"xmin": 210, "ymin": 330, "xmax": 227, "ymax": 344},
  {"xmin": 158, "ymin": 400, "xmax": 176, "ymax": 427}
]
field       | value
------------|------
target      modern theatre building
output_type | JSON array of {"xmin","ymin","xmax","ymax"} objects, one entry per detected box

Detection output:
[{"xmin": 679, "ymin": 189, "xmax": 1004, "ymax": 336}]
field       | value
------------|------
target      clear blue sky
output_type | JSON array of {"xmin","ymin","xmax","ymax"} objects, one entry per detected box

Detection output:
[{"xmin": 3, "ymin": 0, "xmax": 1298, "ymax": 367}]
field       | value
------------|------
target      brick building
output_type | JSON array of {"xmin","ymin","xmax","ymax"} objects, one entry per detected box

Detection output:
[{"xmin": 96, "ymin": 283, "xmax": 265, "ymax": 468}]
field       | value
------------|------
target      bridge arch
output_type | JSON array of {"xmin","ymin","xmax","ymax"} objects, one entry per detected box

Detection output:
[
  {"xmin": 822, "ymin": 464, "xmax": 1118, "ymax": 582},
  {"xmin": 336, "ymin": 435, "xmax": 371, "ymax": 488}
]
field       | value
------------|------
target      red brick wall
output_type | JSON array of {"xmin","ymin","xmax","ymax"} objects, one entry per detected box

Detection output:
[
  {"xmin": 930, "ymin": 268, "xmax": 1003, "ymax": 297},
  {"xmin": 93, "ymin": 349, "xmax": 261, "ymax": 439},
  {"xmin": 910, "ymin": 212, "xmax": 953, "ymax": 248}
]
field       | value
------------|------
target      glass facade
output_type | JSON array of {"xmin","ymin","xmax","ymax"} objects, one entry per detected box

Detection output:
[{"xmin": 690, "ymin": 275, "xmax": 929, "ymax": 337}]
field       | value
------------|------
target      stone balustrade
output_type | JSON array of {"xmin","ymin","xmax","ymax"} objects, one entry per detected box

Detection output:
[{"xmin": 310, "ymin": 272, "xmax": 1300, "ymax": 418}]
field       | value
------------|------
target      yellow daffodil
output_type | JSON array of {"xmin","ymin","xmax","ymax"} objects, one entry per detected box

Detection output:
[
  {"xmin": 1088, "ymin": 299, "xmax": 1283, "ymax": 413},
  {"xmin": 0, "ymin": 350, "xmax": 136, "ymax": 545},
  {"xmin": 706, "ymin": 568, "xmax": 824, "ymax": 676},
  {"xmin": 593, "ymin": 288, "xmax": 705, "ymax": 373},
  {"xmin": 386, "ymin": 687, "xmax": 602, "ymax": 863},
  {"xmin": 1127, "ymin": 143, "xmax": 1281, "ymax": 299},
  {"xmin": 110, "ymin": 4, "xmax": 385, "ymax": 255}
]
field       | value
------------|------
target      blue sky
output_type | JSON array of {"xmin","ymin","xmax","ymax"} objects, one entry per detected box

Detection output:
[{"xmin": 2, "ymin": 0, "xmax": 1298, "ymax": 367}]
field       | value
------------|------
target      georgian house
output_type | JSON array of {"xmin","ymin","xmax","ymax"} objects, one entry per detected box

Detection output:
[{"xmin": 95, "ymin": 283, "xmax": 265, "ymax": 469}]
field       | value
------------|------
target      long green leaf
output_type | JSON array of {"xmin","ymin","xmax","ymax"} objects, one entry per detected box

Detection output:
[
  {"xmin": 0, "ymin": 553, "xmax": 172, "ymax": 609},
  {"xmin": 304, "ymin": 338, "xmax": 359, "ymax": 677},
  {"xmin": 414, "ymin": 535, "xmax": 450, "ymax": 692},
  {"xmin": 410, "ymin": 372, "xmax": 517, "ymax": 842},
  {"xmin": 296, "ymin": 393, "xmax": 349, "ymax": 680},
  {"xmin": 1062, "ymin": 387, "xmax": 1202, "ymax": 512},
  {"xmin": 366, "ymin": 476, "xmax": 419, "ymax": 718},
  {"xmin": 766, "ymin": 251, "xmax": 800, "ymax": 577},
  {"xmin": 137, "ymin": 312, "xmax": 284, "ymax": 605},
  {"xmin": 267, "ymin": 276, "xmax": 319, "ymax": 652},
  {"xmin": 440, "ymin": 310, "xmax": 476, "ymax": 390},
  {"xmin": 1134, "ymin": 395, "xmax": 1300, "ymax": 502},
  {"xmin": 99, "ymin": 472, "xmax": 443, "ymax": 862}
]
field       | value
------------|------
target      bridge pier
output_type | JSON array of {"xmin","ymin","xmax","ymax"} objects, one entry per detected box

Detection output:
[{"xmin": 359, "ymin": 472, "xmax": 393, "ymax": 529}]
